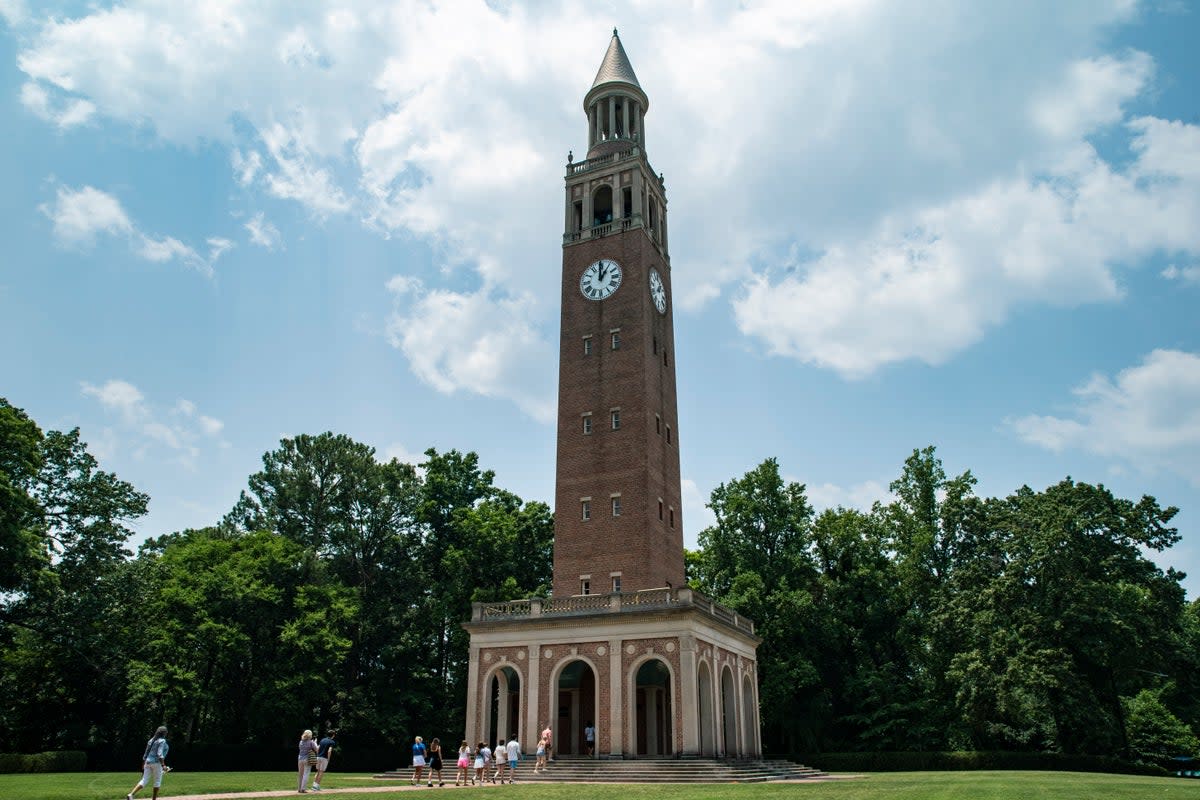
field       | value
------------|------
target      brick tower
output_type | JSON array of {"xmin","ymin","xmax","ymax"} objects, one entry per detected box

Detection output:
[{"xmin": 463, "ymin": 30, "xmax": 761, "ymax": 761}]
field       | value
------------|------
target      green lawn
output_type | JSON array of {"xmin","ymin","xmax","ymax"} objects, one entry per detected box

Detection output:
[{"xmin": 3, "ymin": 771, "xmax": 1200, "ymax": 800}]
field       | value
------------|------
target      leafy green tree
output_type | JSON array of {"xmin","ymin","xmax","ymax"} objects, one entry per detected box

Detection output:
[
  {"xmin": 0, "ymin": 400, "xmax": 148, "ymax": 751},
  {"xmin": 1123, "ymin": 688, "xmax": 1199, "ymax": 762},
  {"xmin": 692, "ymin": 458, "xmax": 821, "ymax": 752},
  {"xmin": 946, "ymin": 480, "xmax": 1184, "ymax": 754}
]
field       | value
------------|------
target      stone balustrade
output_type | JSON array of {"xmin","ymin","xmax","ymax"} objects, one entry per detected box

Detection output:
[{"xmin": 471, "ymin": 586, "xmax": 755, "ymax": 635}]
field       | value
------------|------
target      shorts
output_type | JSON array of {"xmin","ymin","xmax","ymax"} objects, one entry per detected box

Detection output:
[
  {"xmin": 509, "ymin": 759, "xmax": 517, "ymax": 770},
  {"xmin": 413, "ymin": 755, "xmax": 426, "ymax": 767},
  {"xmin": 457, "ymin": 757, "xmax": 469, "ymax": 768},
  {"xmin": 473, "ymin": 757, "xmax": 484, "ymax": 769},
  {"xmin": 316, "ymin": 756, "xmax": 329, "ymax": 772},
  {"xmin": 139, "ymin": 763, "xmax": 164, "ymax": 788}
]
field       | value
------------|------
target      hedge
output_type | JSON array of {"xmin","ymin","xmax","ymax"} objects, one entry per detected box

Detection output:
[
  {"xmin": 0, "ymin": 751, "xmax": 87, "ymax": 773},
  {"xmin": 795, "ymin": 750, "xmax": 1168, "ymax": 776}
]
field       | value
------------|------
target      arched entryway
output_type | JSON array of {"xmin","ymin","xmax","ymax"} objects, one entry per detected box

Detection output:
[
  {"xmin": 697, "ymin": 660, "xmax": 715, "ymax": 756},
  {"xmin": 634, "ymin": 659, "xmax": 673, "ymax": 756},
  {"xmin": 720, "ymin": 665, "xmax": 737, "ymax": 757},
  {"xmin": 485, "ymin": 666, "xmax": 521, "ymax": 746},
  {"xmin": 741, "ymin": 673, "xmax": 757, "ymax": 757},
  {"xmin": 555, "ymin": 660, "xmax": 597, "ymax": 756}
]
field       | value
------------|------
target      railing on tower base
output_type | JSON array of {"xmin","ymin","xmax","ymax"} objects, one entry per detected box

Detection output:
[{"xmin": 471, "ymin": 586, "xmax": 755, "ymax": 635}]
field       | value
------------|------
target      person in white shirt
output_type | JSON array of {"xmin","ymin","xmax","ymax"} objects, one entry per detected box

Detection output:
[{"xmin": 506, "ymin": 735, "xmax": 522, "ymax": 781}]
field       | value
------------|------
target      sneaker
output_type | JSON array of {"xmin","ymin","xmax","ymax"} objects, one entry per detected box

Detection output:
[
  {"xmin": 427, "ymin": 782, "xmax": 433, "ymax": 787},
  {"xmin": 126, "ymin": 794, "xmax": 134, "ymax": 800}
]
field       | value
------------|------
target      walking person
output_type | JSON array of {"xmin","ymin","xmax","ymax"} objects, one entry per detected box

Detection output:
[
  {"xmin": 411, "ymin": 736, "xmax": 427, "ymax": 786},
  {"xmin": 493, "ymin": 738, "xmax": 508, "ymax": 784},
  {"xmin": 455, "ymin": 740, "xmax": 471, "ymax": 786},
  {"xmin": 297, "ymin": 729, "xmax": 318, "ymax": 793},
  {"xmin": 125, "ymin": 725, "xmax": 169, "ymax": 800},
  {"xmin": 472, "ymin": 741, "xmax": 487, "ymax": 785},
  {"xmin": 506, "ymin": 734, "xmax": 521, "ymax": 783},
  {"xmin": 533, "ymin": 734, "xmax": 546, "ymax": 774},
  {"xmin": 310, "ymin": 729, "xmax": 336, "ymax": 792},
  {"xmin": 427, "ymin": 737, "xmax": 444, "ymax": 787},
  {"xmin": 584, "ymin": 720, "xmax": 595, "ymax": 756},
  {"xmin": 541, "ymin": 724, "xmax": 554, "ymax": 761}
]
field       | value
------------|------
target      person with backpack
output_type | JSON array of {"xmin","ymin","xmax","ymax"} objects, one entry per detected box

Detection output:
[
  {"xmin": 125, "ymin": 725, "xmax": 169, "ymax": 800},
  {"xmin": 297, "ymin": 729, "xmax": 319, "ymax": 793}
]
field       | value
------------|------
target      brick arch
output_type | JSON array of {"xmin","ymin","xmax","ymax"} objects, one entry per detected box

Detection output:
[
  {"xmin": 547, "ymin": 654, "xmax": 602, "ymax": 757},
  {"xmin": 479, "ymin": 661, "xmax": 525, "ymax": 748},
  {"xmin": 626, "ymin": 653, "xmax": 677, "ymax": 756}
]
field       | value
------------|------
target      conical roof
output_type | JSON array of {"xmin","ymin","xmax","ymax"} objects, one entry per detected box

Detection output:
[{"xmin": 591, "ymin": 28, "xmax": 641, "ymax": 91}]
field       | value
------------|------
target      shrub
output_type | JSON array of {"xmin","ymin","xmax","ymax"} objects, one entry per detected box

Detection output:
[
  {"xmin": 0, "ymin": 751, "xmax": 87, "ymax": 773},
  {"xmin": 795, "ymin": 750, "xmax": 1167, "ymax": 776}
]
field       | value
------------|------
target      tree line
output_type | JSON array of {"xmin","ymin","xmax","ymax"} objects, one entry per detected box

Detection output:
[{"xmin": 1, "ymin": 397, "xmax": 1197, "ymax": 764}]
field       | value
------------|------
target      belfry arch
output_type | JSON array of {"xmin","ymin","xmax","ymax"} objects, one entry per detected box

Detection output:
[
  {"xmin": 552, "ymin": 658, "xmax": 598, "ymax": 756},
  {"xmin": 632, "ymin": 657, "xmax": 674, "ymax": 756},
  {"xmin": 720, "ymin": 665, "xmax": 738, "ymax": 756},
  {"xmin": 697, "ymin": 659, "xmax": 716, "ymax": 756},
  {"xmin": 483, "ymin": 665, "xmax": 522, "ymax": 747}
]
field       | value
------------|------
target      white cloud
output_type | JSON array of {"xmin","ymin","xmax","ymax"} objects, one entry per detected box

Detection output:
[
  {"xmin": 385, "ymin": 277, "xmax": 555, "ymax": 423},
  {"xmin": 382, "ymin": 442, "xmax": 425, "ymax": 470},
  {"xmin": 1163, "ymin": 264, "xmax": 1200, "ymax": 284},
  {"xmin": 43, "ymin": 185, "xmax": 132, "ymax": 247},
  {"xmin": 807, "ymin": 480, "xmax": 893, "ymax": 512},
  {"xmin": 20, "ymin": 81, "xmax": 95, "ymax": 128},
  {"xmin": 19, "ymin": 1, "xmax": 1195, "ymax": 403},
  {"xmin": 732, "ymin": 116, "xmax": 1200, "ymax": 377},
  {"xmin": 1009, "ymin": 350, "xmax": 1200, "ymax": 485},
  {"xmin": 1030, "ymin": 52, "xmax": 1153, "ymax": 139},
  {"xmin": 245, "ymin": 212, "xmax": 283, "ymax": 250},
  {"xmin": 42, "ymin": 184, "xmax": 229, "ymax": 277},
  {"xmin": 81, "ymin": 379, "xmax": 227, "ymax": 467},
  {"xmin": 81, "ymin": 379, "xmax": 146, "ymax": 422}
]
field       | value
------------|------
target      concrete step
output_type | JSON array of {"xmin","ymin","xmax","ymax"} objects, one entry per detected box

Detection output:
[{"xmin": 375, "ymin": 757, "xmax": 825, "ymax": 784}]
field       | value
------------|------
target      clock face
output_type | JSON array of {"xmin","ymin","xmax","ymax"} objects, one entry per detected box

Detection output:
[
  {"xmin": 580, "ymin": 258, "xmax": 623, "ymax": 300},
  {"xmin": 649, "ymin": 268, "xmax": 667, "ymax": 314}
]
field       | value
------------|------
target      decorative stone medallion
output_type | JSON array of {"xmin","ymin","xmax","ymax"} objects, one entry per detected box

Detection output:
[{"xmin": 597, "ymin": 645, "xmax": 607, "ymax": 656}]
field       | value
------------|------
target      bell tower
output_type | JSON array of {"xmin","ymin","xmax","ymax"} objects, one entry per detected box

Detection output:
[
  {"xmin": 463, "ymin": 31, "xmax": 761, "ymax": 762},
  {"xmin": 554, "ymin": 29, "xmax": 683, "ymax": 598}
]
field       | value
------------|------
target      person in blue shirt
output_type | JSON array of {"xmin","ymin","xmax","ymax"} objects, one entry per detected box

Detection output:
[
  {"xmin": 411, "ymin": 735, "xmax": 427, "ymax": 785},
  {"xmin": 126, "ymin": 726, "xmax": 169, "ymax": 800}
]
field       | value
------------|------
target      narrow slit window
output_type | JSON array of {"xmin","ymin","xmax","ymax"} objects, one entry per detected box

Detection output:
[
  {"xmin": 581, "ymin": 499, "xmax": 591, "ymax": 521},
  {"xmin": 583, "ymin": 336, "xmax": 593, "ymax": 356},
  {"xmin": 611, "ymin": 409, "xmax": 621, "ymax": 430},
  {"xmin": 581, "ymin": 579, "xmax": 591, "ymax": 596},
  {"xmin": 582, "ymin": 413, "xmax": 593, "ymax": 435},
  {"xmin": 611, "ymin": 330, "xmax": 621, "ymax": 350},
  {"xmin": 611, "ymin": 496, "xmax": 622, "ymax": 517}
]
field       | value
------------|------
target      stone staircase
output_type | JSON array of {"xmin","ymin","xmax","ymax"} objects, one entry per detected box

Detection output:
[{"xmin": 376, "ymin": 756, "xmax": 825, "ymax": 784}]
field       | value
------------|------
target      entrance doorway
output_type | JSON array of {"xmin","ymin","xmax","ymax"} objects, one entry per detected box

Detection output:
[
  {"xmin": 720, "ymin": 665, "xmax": 737, "ymax": 756},
  {"xmin": 635, "ymin": 659, "xmax": 673, "ymax": 756},
  {"xmin": 555, "ymin": 660, "xmax": 597, "ymax": 755},
  {"xmin": 486, "ymin": 666, "xmax": 520, "ymax": 746},
  {"xmin": 698, "ymin": 660, "xmax": 715, "ymax": 756}
]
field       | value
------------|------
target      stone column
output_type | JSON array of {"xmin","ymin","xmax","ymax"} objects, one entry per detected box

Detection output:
[
  {"xmin": 622, "ymin": 97, "xmax": 629, "ymax": 137},
  {"xmin": 526, "ymin": 645, "xmax": 540, "ymax": 755},
  {"xmin": 465, "ymin": 642, "xmax": 481, "ymax": 744},
  {"xmin": 608, "ymin": 638, "xmax": 623, "ymax": 757},
  {"xmin": 608, "ymin": 96, "xmax": 616, "ymax": 142},
  {"xmin": 679, "ymin": 635, "xmax": 699, "ymax": 756},
  {"xmin": 496, "ymin": 669, "xmax": 509, "ymax": 745}
]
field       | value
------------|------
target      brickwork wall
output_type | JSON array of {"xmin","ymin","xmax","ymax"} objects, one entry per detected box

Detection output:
[{"xmin": 553, "ymin": 196, "xmax": 685, "ymax": 596}]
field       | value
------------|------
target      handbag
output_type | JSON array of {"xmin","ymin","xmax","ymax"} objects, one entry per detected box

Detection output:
[{"xmin": 308, "ymin": 747, "xmax": 319, "ymax": 766}]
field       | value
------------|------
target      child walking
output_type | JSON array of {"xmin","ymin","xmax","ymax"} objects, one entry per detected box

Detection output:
[{"xmin": 455, "ymin": 741, "xmax": 471, "ymax": 786}]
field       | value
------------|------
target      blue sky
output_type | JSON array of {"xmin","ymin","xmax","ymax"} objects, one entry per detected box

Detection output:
[{"xmin": 2, "ymin": 1, "xmax": 1198, "ymax": 595}]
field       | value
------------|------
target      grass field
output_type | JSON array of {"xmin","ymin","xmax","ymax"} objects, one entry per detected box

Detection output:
[{"xmin": 3, "ymin": 771, "xmax": 1200, "ymax": 800}]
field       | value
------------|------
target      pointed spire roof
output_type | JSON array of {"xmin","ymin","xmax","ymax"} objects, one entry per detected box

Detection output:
[{"xmin": 591, "ymin": 28, "xmax": 641, "ymax": 91}]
